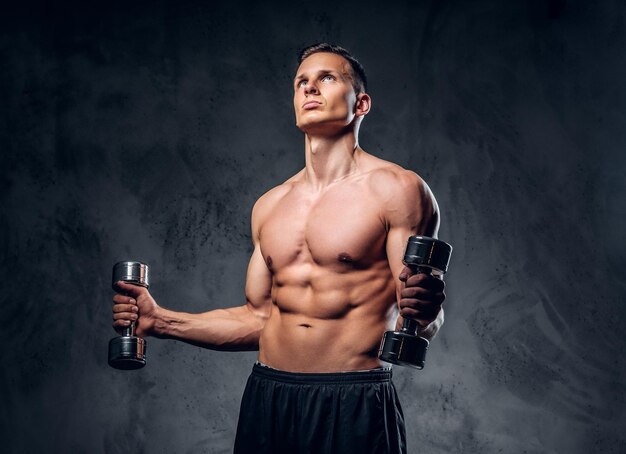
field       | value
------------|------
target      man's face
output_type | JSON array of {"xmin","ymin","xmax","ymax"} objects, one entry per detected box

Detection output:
[{"xmin": 293, "ymin": 52, "xmax": 360, "ymax": 133}]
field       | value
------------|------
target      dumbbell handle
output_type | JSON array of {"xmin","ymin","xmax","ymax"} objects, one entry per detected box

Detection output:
[
  {"xmin": 123, "ymin": 300, "xmax": 136, "ymax": 337},
  {"xmin": 116, "ymin": 285, "xmax": 140, "ymax": 337},
  {"xmin": 400, "ymin": 265, "xmax": 432, "ymax": 336},
  {"xmin": 112, "ymin": 261, "xmax": 149, "ymax": 338}
]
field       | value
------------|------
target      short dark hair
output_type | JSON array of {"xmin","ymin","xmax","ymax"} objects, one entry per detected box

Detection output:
[{"xmin": 297, "ymin": 43, "xmax": 368, "ymax": 94}]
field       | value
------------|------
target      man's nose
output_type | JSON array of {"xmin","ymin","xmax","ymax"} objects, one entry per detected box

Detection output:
[{"xmin": 304, "ymin": 82, "xmax": 319, "ymax": 95}]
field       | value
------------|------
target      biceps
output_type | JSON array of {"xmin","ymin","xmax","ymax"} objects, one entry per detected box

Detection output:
[
  {"xmin": 386, "ymin": 226, "xmax": 411, "ymax": 300},
  {"xmin": 244, "ymin": 244, "xmax": 273, "ymax": 317}
]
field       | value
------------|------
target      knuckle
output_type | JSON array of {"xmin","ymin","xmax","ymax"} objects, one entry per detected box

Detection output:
[
  {"xmin": 400, "ymin": 307, "xmax": 418, "ymax": 318},
  {"xmin": 399, "ymin": 298, "xmax": 418, "ymax": 309},
  {"xmin": 410, "ymin": 276, "xmax": 428, "ymax": 287},
  {"xmin": 406, "ymin": 276, "xmax": 419, "ymax": 287}
]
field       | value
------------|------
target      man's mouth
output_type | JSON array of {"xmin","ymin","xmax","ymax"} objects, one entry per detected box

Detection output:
[{"xmin": 303, "ymin": 101, "xmax": 321, "ymax": 109}]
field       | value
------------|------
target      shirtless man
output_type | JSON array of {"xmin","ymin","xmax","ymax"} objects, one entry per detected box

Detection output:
[{"xmin": 112, "ymin": 43, "xmax": 446, "ymax": 454}]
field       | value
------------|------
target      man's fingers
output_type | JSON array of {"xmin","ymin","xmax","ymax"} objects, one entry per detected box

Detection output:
[
  {"xmin": 398, "ymin": 294, "xmax": 443, "ymax": 319},
  {"xmin": 111, "ymin": 284, "xmax": 144, "ymax": 334},
  {"xmin": 398, "ymin": 266, "xmax": 414, "ymax": 282},
  {"xmin": 114, "ymin": 281, "xmax": 145, "ymax": 297},
  {"xmin": 403, "ymin": 273, "xmax": 445, "ymax": 292},
  {"xmin": 398, "ymin": 302, "xmax": 441, "ymax": 323},
  {"xmin": 398, "ymin": 308, "xmax": 438, "ymax": 325},
  {"xmin": 111, "ymin": 284, "xmax": 145, "ymax": 333},
  {"xmin": 112, "ymin": 294, "xmax": 137, "ymax": 305},
  {"xmin": 112, "ymin": 303, "xmax": 138, "ymax": 314},
  {"xmin": 113, "ymin": 319, "xmax": 133, "ymax": 330},
  {"xmin": 112, "ymin": 311, "xmax": 138, "ymax": 321},
  {"xmin": 397, "ymin": 269, "xmax": 446, "ymax": 325},
  {"xmin": 398, "ymin": 298, "xmax": 441, "ymax": 313},
  {"xmin": 400, "ymin": 287, "xmax": 445, "ymax": 303}
]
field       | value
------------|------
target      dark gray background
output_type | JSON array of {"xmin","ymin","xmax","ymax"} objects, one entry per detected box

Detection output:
[{"xmin": 1, "ymin": 0, "xmax": 625, "ymax": 453}]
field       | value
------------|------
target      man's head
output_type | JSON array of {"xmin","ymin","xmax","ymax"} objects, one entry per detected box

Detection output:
[
  {"xmin": 293, "ymin": 43, "xmax": 371, "ymax": 134},
  {"xmin": 297, "ymin": 43, "xmax": 368, "ymax": 95}
]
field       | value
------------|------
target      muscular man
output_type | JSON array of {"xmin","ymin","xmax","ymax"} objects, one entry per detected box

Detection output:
[{"xmin": 112, "ymin": 43, "xmax": 446, "ymax": 453}]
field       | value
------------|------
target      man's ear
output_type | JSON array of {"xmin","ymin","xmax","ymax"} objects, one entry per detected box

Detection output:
[{"xmin": 355, "ymin": 93, "xmax": 371, "ymax": 117}]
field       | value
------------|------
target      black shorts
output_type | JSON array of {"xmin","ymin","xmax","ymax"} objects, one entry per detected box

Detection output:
[{"xmin": 233, "ymin": 363, "xmax": 407, "ymax": 454}]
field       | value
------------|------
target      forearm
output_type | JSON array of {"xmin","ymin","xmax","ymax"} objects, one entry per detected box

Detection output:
[
  {"xmin": 395, "ymin": 308, "xmax": 444, "ymax": 341},
  {"xmin": 152, "ymin": 304, "xmax": 267, "ymax": 351}
]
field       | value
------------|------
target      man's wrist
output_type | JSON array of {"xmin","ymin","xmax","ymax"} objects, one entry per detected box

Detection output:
[
  {"xmin": 416, "ymin": 321, "xmax": 437, "ymax": 340},
  {"xmin": 151, "ymin": 307, "xmax": 178, "ymax": 338},
  {"xmin": 395, "ymin": 315, "xmax": 438, "ymax": 340}
]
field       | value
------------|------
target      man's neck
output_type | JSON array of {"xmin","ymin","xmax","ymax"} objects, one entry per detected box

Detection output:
[{"xmin": 303, "ymin": 130, "xmax": 361, "ymax": 190}]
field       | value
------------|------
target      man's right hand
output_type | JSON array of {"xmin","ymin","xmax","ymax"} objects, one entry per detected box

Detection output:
[{"xmin": 112, "ymin": 281, "xmax": 160, "ymax": 338}]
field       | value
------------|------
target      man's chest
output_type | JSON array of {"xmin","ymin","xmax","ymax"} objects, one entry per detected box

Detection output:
[{"xmin": 259, "ymin": 185, "xmax": 388, "ymax": 271}]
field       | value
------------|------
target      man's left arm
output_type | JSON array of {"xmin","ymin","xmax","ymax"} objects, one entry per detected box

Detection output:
[{"xmin": 383, "ymin": 170, "xmax": 446, "ymax": 340}]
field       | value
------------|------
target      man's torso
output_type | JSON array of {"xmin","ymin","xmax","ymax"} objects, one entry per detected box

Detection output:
[{"xmin": 256, "ymin": 154, "xmax": 407, "ymax": 372}]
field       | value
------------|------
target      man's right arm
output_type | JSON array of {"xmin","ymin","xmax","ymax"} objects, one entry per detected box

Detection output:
[{"xmin": 112, "ymin": 199, "xmax": 273, "ymax": 351}]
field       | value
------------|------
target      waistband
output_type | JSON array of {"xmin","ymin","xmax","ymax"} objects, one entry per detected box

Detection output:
[{"xmin": 251, "ymin": 362, "xmax": 392, "ymax": 385}]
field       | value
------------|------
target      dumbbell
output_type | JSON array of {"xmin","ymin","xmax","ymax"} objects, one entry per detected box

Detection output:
[
  {"xmin": 108, "ymin": 261, "xmax": 149, "ymax": 370},
  {"xmin": 378, "ymin": 236, "xmax": 452, "ymax": 369}
]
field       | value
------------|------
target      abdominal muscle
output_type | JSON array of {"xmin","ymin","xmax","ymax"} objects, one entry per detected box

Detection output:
[{"xmin": 257, "ymin": 262, "xmax": 397, "ymax": 373}]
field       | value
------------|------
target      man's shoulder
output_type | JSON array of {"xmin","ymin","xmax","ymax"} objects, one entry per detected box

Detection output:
[
  {"xmin": 364, "ymin": 158, "xmax": 427, "ymax": 201},
  {"xmin": 252, "ymin": 171, "xmax": 303, "ymax": 216},
  {"xmin": 362, "ymin": 155, "xmax": 438, "ymax": 229},
  {"xmin": 249, "ymin": 175, "xmax": 302, "ymax": 238}
]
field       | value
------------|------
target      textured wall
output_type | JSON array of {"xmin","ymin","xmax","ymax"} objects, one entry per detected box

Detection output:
[{"xmin": 1, "ymin": 0, "xmax": 625, "ymax": 453}]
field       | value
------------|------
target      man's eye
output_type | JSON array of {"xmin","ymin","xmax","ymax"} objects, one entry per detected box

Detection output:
[
  {"xmin": 322, "ymin": 75, "xmax": 335, "ymax": 82},
  {"xmin": 297, "ymin": 80, "xmax": 307, "ymax": 87}
]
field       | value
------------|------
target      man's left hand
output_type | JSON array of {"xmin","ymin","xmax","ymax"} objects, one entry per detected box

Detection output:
[{"xmin": 398, "ymin": 266, "xmax": 446, "ymax": 326}]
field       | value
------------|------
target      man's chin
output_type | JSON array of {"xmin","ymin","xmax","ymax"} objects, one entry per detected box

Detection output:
[{"xmin": 296, "ymin": 119, "xmax": 350, "ymax": 135}]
